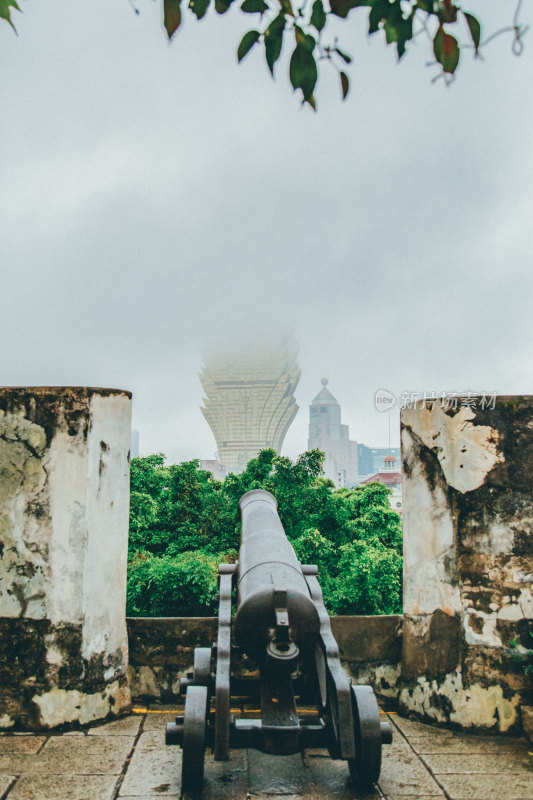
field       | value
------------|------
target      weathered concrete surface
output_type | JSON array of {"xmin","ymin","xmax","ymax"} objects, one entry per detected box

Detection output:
[
  {"xmin": 401, "ymin": 611, "xmax": 461, "ymax": 680},
  {"xmin": 401, "ymin": 396, "xmax": 533, "ymax": 733},
  {"xmin": 0, "ymin": 387, "xmax": 132, "ymax": 730},
  {"xmin": 126, "ymin": 617, "xmax": 218, "ymax": 703},
  {"xmin": 331, "ymin": 616, "xmax": 402, "ymax": 663},
  {"xmin": 0, "ymin": 710, "xmax": 531, "ymax": 799},
  {"xmin": 126, "ymin": 615, "xmax": 403, "ymax": 705}
]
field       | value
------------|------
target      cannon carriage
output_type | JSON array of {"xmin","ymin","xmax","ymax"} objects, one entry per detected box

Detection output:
[{"xmin": 166, "ymin": 489, "xmax": 392, "ymax": 799}]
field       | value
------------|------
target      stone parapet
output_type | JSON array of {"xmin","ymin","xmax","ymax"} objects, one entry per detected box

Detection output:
[
  {"xmin": 0, "ymin": 387, "xmax": 132, "ymax": 730},
  {"xmin": 399, "ymin": 396, "xmax": 533, "ymax": 733},
  {"xmin": 126, "ymin": 615, "xmax": 403, "ymax": 703}
]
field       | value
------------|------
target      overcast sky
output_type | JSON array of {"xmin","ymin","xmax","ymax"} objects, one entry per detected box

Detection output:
[{"xmin": 2, "ymin": 1, "xmax": 532, "ymax": 464}]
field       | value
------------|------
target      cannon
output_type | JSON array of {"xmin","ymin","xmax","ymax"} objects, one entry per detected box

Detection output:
[{"xmin": 166, "ymin": 489, "xmax": 393, "ymax": 798}]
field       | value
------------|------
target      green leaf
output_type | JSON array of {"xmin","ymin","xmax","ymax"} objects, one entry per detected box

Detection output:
[
  {"xmin": 437, "ymin": 0, "xmax": 458, "ymax": 24},
  {"xmin": 463, "ymin": 11, "xmax": 481, "ymax": 53},
  {"xmin": 332, "ymin": 47, "xmax": 351, "ymax": 65},
  {"xmin": 368, "ymin": 0, "xmax": 389, "ymax": 34},
  {"xmin": 215, "ymin": 0, "xmax": 233, "ymax": 13},
  {"xmin": 433, "ymin": 26, "xmax": 460, "ymax": 73},
  {"xmin": 329, "ymin": 0, "xmax": 367, "ymax": 20},
  {"xmin": 383, "ymin": 14, "xmax": 413, "ymax": 59},
  {"xmin": 384, "ymin": 19, "xmax": 397, "ymax": 45},
  {"xmin": 238, "ymin": 29, "xmax": 261, "ymax": 61},
  {"xmin": 280, "ymin": 0, "xmax": 295, "ymax": 16},
  {"xmin": 310, "ymin": 0, "xmax": 326, "ymax": 32},
  {"xmin": 241, "ymin": 0, "xmax": 268, "ymax": 12},
  {"xmin": 164, "ymin": 0, "xmax": 182, "ymax": 38},
  {"xmin": 0, "ymin": 0, "xmax": 20, "ymax": 30},
  {"xmin": 264, "ymin": 13, "xmax": 285, "ymax": 75},
  {"xmin": 294, "ymin": 25, "xmax": 315, "ymax": 52},
  {"xmin": 289, "ymin": 42, "xmax": 318, "ymax": 102},
  {"xmin": 189, "ymin": 0, "xmax": 210, "ymax": 19},
  {"xmin": 340, "ymin": 70, "xmax": 350, "ymax": 99}
]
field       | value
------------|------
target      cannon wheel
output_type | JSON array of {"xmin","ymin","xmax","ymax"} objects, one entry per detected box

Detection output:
[
  {"xmin": 193, "ymin": 647, "xmax": 212, "ymax": 686},
  {"xmin": 181, "ymin": 685, "xmax": 208, "ymax": 800},
  {"xmin": 348, "ymin": 685, "xmax": 382, "ymax": 788}
]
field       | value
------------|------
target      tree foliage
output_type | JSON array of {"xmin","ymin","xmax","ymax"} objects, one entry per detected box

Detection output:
[
  {"xmin": 166, "ymin": 0, "xmax": 483, "ymax": 106},
  {"xmin": 5, "ymin": 3, "xmax": 529, "ymax": 107},
  {"xmin": 127, "ymin": 448, "xmax": 403, "ymax": 617},
  {"xmin": 0, "ymin": 0, "xmax": 19, "ymax": 29}
]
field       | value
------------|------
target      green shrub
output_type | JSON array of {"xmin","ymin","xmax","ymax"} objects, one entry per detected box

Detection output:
[{"xmin": 127, "ymin": 450, "xmax": 403, "ymax": 617}]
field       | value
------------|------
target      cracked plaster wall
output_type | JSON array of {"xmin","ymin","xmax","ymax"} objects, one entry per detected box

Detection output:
[
  {"xmin": 0, "ymin": 387, "xmax": 132, "ymax": 729},
  {"xmin": 400, "ymin": 396, "xmax": 533, "ymax": 733},
  {"xmin": 126, "ymin": 615, "xmax": 403, "ymax": 704}
]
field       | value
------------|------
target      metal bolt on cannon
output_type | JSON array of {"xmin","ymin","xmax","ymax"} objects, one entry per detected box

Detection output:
[{"xmin": 166, "ymin": 489, "xmax": 393, "ymax": 799}]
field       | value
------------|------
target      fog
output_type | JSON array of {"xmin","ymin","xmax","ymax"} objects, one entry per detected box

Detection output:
[{"xmin": 1, "ymin": 1, "xmax": 532, "ymax": 463}]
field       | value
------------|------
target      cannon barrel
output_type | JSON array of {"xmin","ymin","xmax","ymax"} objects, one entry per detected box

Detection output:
[{"xmin": 234, "ymin": 489, "xmax": 320, "ymax": 661}]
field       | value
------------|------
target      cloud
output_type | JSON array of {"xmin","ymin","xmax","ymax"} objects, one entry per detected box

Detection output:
[{"xmin": 1, "ymin": 0, "xmax": 532, "ymax": 463}]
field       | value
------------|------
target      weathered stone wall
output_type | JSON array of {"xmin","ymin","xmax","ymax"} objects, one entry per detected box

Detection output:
[
  {"xmin": 400, "ymin": 396, "xmax": 533, "ymax": 733},
  {"xmin": 126, "ymin": 615, "xmax": 403, "ymax": 703},
  {"xmin": 4, "ymin": 388, "xmax": 530, "ymax": 736},
  {"xmin": 0, "ymin": 387, "xmax": 132, "ymax": 730}
]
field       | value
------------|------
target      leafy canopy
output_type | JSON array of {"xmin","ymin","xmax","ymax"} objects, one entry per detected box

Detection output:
[
  {"xmin": 3, "ymin": 1, "xmax": 498, "ymax": 107},
  {"xmin": 127, "ymin": 448, "xmax": 403, "ymax": 617},
  {"xmin": 166, "ymin": 0, "xmax": 482, "ymax": 106}
]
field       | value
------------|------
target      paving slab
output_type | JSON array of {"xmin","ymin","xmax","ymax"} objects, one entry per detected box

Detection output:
[
  {"xmin": 0, "ymin": 775, "xmax": 16, "ymax": 796},
  {"xmin": 378, "ymin": 745, "xmax": 444, "ymax": 796},
  {"xmin": 390, "ymin": 718, "xmax": 454, "ymax": 739},
  {"xmin": 411, "ymin": 735, "xmax": 530, "ymax": 754},
  {"xmin": 248, "ymin": 795, "xmax": 306, "ymax": 800},
  {"xmin": 88, "ymin": 716, "xmax": 143, "ymax": 736},
  {"xmin": 305, "ymin": 751, "xmax": 380, "ymax": 800},
  {"xmin": 203, "ymin": 751, "xmax": 248, "ymax": 800},
  {"xmin": 118, "ymin": 740, "xmax": 180, "ymax": 796},
  {"xmin": 420, "ymin": 751, "xmax": 533, "ymax": 774},
  {"xmin": 436, "ymin": 772, "xmax": 533, "ymax": 800},
  {"xmin": 140, "ymin": 712, "xmax": 180, "ymax": 732},
  {"xmin": 42, "ymin": 735, "xmax": 134, "ymax": 758},
  {"xmin": 5, "ymin": 774, "xmax": 118, "ymax": 800},
  {"xmin": 384, "ymin": 796, "xmax": 446, "ymax": 800},
  {"xmin": 248, "ymin": 750, "xmax": 309, "ymax": 795},
  {"xmin": 0, "ymin": 751, "xmax": 125, "ymax": 775},
  {"xmin": 2, "ymin": 712, "xmax": 532, "ymax": 800},
  {"xmin": 133, "ymin": 730, "xmax": 167, "ymax": 751},
  {"xmin": 0, "ymin": 737, "xmax": 46, "ymax": 755}
]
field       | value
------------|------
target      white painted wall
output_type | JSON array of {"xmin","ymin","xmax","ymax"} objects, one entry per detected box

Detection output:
[{"xmin": 0, "ymin": 387, "xmax": 132, "ymax": 728}]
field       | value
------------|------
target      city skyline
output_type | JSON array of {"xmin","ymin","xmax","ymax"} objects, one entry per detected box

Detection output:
[{"xmin": 2, "ymin": 3, "xmax": 531, "ymax": 467}]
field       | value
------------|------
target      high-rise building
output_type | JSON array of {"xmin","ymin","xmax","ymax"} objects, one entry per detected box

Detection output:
[
  {"xmin": 200, "ymin": 339, "xmax": 300, "ymax": 474},
  {"xmin": 308, "ymin": 379, "xmax": 358, "ymax": 488},
  {"xmin": 130, "ymin": 429, "xmax": 140, "ymax": 459},
  {"xmin": 357, "ymin": 444, "xmax": 401, "ymax": 477}
]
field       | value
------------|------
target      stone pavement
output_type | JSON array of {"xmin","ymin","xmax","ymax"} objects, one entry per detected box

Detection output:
[{"xmin": 0, "ymin": 708, "xmax": 532, "ymax": 800}]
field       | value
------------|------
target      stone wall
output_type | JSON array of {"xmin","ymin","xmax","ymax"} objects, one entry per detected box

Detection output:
[
  {"xmin": 3, "ymin": 388, "xmax": 531, "ymax": 735},
  {"xmin": 400, "ymin": 396, "xmax": 533, "ymax": 733},
  {"xmin": 128, "ymin": 397, "xmax": 533, "ymax": 736},
  {"xmin": 126, "ymin": 615, "xmax": 403, "ymax": 703},
  {"xmin": 0, "ymin": 387, "xmax": 132, "ymax": 730}
]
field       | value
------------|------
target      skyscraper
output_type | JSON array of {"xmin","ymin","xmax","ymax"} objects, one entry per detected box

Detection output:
[
  {"xmin": 308, "ymin": 379, "xmax": 358, "ymax": 488},
  {"xmin": 200, "ymin": 338, "xmax": 300, "ymax": 474}
]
